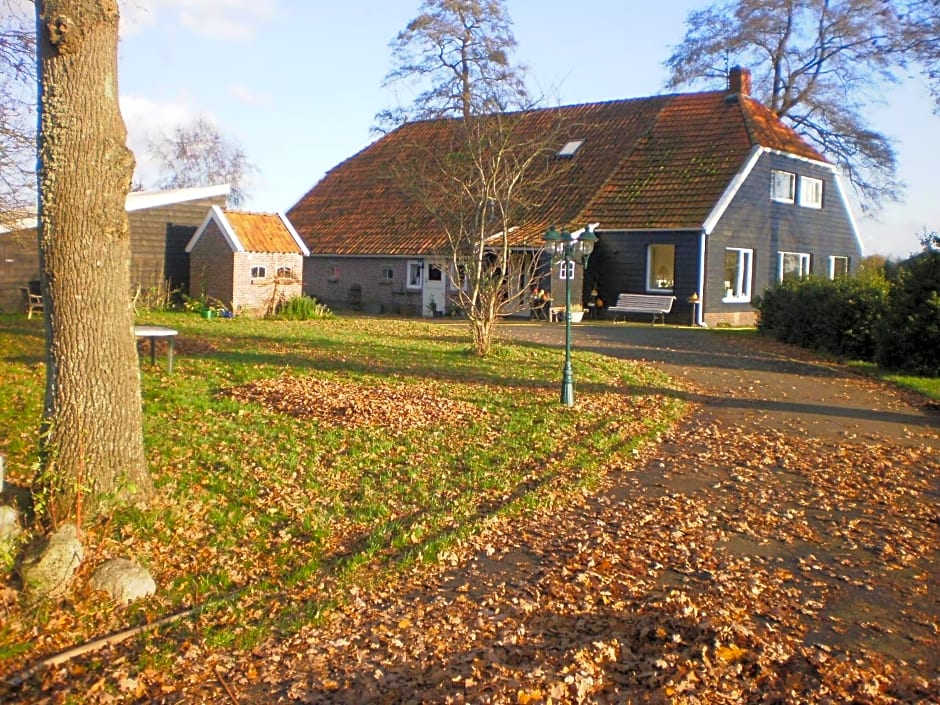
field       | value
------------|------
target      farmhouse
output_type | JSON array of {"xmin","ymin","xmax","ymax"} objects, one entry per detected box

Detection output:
[{"xmin": 288, "ymin": 68, "xmax": 861, "ymax": 325}]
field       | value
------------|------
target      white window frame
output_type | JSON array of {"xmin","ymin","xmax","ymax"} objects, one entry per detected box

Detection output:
[
  {"xmin": 771, "ymin": 169, "xmax": 796, "ymax": 203},
  {"xmin": 828, "ymin": 255, "xmax": 849, "ymax": 279},
  {"xmin": 250, "ymin": 265, "xmax": 267, "ymax": 280},
  {"xmin": 778, "ymin": 251, "xmax": 811, "ymax": 281},
  {"xmin": 646, "ymin": 244, "xmax": 675, "ymax": 292},
  {"xmin": 722, "ymin": 248, "xmax": 753, "ymax": 303},
  {"xmin": 406, "ymin": 260, "xmax": 423, "ymax": 290},
  {"xmin": 381, "ymin": 265, "xmax": 394, "ymax": 281},
  {"xmin": 799, "ymin": 176, "xmax": 823, "ymax": 209}
]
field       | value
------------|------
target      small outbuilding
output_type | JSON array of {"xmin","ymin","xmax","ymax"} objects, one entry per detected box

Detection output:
[{"xmin": 185, "ymin": 206, "xmax": 309, "ymax": 317}]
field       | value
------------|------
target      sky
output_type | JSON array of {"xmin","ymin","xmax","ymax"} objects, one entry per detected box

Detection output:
[{"xmin": 31, "ymin": 0, "xmax": 940, "ymax": 258}]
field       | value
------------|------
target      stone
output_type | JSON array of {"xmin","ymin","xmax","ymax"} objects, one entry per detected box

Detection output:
[
  {"xmin": 20, "ymin": 523, "xmax": 83, "ymax": 598},
  {"xmin": 0, "ymin": 505, "xmax": 20, "ymax": 542},
  {"xmin": 89, "ymin": 558, "xmax": 156, "ymax": 604}
]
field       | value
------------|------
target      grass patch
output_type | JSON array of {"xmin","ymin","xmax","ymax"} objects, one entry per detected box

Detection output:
[{"xmin": 0, "ymin": 312, "xmax": 686, "ymax": 676}]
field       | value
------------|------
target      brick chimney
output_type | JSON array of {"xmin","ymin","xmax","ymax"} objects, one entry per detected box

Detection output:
[{"xmin": 728, "ymin": 66, "xmax": 751, "ymax": 96}]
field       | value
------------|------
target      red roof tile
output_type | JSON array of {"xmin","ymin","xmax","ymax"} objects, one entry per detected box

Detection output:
[
  {"xmin": 288, "ymin": 89, "xmax": 828, "ymax": 256},
  {"xmin": 225, "ymin": 211, "xmax": 305, "ymax": 254}
]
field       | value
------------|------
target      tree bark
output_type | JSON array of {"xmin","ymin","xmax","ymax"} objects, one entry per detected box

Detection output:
[{"xmin": 35, "ymin": 0, "xmax": 152, "ymax": 521}]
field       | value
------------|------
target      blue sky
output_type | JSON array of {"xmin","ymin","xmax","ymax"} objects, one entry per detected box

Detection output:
[{"xmin": 105, "ymin": 1, "xmax": 940, "ymax": 258}]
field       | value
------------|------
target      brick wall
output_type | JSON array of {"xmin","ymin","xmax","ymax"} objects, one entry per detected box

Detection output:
[
  {"xmin": 303, "ymin": 256, "xmax": 423, "ymax": 314},
  {"xmin": 189, "ymin": 221, "xmax": 235, "ymax": 307},
  {"xmin": 232, "ymin": 252, "xmax": 303, "ymax": 317}
]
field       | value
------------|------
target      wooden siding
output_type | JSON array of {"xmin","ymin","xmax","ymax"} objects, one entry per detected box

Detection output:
[
  {"xmin": 0, "ymin": 194, "xmax": 226, "ymax": 312},
  {"xmin": 0, "ymin": 229, "xmax": 40, "ymax": 313},
  {"xmin": 128, "ymin": 196, "xmax": 228, "ymax": 295},
  {"xmin": 587, "ymin": 230, "xmax": 701, "ymax": 323},
  {"xmin": 704, "ymin": 152, "xmax": 862, "ymax": 324}
]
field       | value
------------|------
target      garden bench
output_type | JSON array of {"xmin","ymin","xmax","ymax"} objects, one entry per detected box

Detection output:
[{"xmin": 607, "ymin": 293, "xmax": 676, "ymax": 325}]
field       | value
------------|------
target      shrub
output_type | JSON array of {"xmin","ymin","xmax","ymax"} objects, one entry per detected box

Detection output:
[
  {"xmin": 874, "ymin": 250, "xmax": 940, "ymax": 376},
  {"xmin": 270, "ymin": 295, "xmax": 333, "ymax": 321},
  {"xmin": 755, "ymin": 274, "xmax": 888, "ymax": 360}
]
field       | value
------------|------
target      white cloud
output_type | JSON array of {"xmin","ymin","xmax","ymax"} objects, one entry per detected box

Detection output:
[
  {"xmin": 120, "ymin": 95, "xmax": 195, "ymax": 188},
  {"xmin": 118, "ymin": 0, "xmax": 276, "ymax": 40},
  {"xmin": 228, "ymin": 83, "xmax": 269, "ymax": 107}
]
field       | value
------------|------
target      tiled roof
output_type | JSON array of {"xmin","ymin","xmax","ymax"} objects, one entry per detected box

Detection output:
[
  {"xmin": 288, "ymin": 89, "xmax": 828, "ymax": 256},
  {"xmin": 225, "ymin": 211, "xmax": 305, "ymax": 254}
]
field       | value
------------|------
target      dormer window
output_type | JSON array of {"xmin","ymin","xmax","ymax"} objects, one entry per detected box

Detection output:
[
  {"xmin": 771, "ymin": 169, "xmax": 796, "ymax": 203},
  {"xmin": 799, "ymin": 176, "xmax": 823, "ymax": 209},
  {"xmin": 557, "ymin": 140, "xmax": 584, "ymax": 158}
]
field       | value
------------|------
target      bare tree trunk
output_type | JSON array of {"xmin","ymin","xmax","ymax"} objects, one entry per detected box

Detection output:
[{"xmin": 35, "ymin": 0, "xmax": 152, "ymax": 521}]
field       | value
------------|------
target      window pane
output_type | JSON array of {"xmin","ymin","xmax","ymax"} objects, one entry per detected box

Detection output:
[
  {"xmin": 780, "ymin": 252, "xmax": 810, "ymax": 281},
  {"xmin": 830, "ymin": 256, "xmax": 849, "ymax": 278},
  {"xmin": 407, "ymin": 262, "xmax": 422, "ymax": 288},
  {"xmin": 800, "ymin": 177, "xmax": 823, "ymax": 208},
  {"xmin": 647, "ymin": 244, "xmax": 675, "ymax": 291},
  {"xmin": 771, "ymin": 170, "xmax": 795, "ymax": 202},
  {"xmin": 723, "ymin": 248, "xmax": 753, "ymax": 301}
]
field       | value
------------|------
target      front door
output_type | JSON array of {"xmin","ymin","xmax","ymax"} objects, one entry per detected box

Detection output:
[{"xmin": 422, "ymin": 260, "xmax": 447, "ymax": 316}]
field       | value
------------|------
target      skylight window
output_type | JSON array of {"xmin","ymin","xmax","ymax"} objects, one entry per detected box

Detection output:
[{"xmin": 557, "ymin": 139, "xmax": 584, "ymax": 158}]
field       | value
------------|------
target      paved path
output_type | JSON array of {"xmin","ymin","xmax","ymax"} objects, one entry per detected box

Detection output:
[{"xmin": 501, "ymin": 321, "xmax": 940, "ymax": 447}]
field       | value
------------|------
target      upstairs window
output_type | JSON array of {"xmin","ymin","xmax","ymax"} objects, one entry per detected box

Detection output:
[
  {"xmin": 646, "ymin": 244, "xmax": 675, "ymax": 292},
  {"xmin": 381, "ymin": 265, "xmax": 394, "ymax": 281},
  {"xmin": 428, "ymin": 264, "xmax": 443, "ymax": 282},
  {"xmin": 250, "ymin": 265, "xmax": 267, "ymax": 279},
  {"xmin": 771, "ymin": 170, "xmax": 796, "ymax": 203},
  {"xmin": 799, "ymin": 176, "xmax": 824, "ymax": 209},
  {"xmin": 327, "ymin": 263, "xmax": 340, "ymax": 282},
  {"xmin": 276, "ymin": 265, "xmax": 294, "ymax": 280},
  {"xmin": 779, "ymin": 251, "xmax": 811, "ymax": 281}
]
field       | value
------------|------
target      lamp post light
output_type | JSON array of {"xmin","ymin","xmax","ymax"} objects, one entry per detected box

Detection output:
[{"xmin": 543, "ymin": 225, "xmax": 597, "ymax": 406}]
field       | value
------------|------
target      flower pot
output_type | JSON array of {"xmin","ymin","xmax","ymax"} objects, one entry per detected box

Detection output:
[
  {"xmin": 201, "ymin": 309, "xmax": 215, "ymax": 320},
  {"xmin": 569, "ymin": 310, "xmax": 584, "ymax": 323}
]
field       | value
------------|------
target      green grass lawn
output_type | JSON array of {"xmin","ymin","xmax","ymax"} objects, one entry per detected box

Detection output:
[{"xmin": 0, "ymin": 313, "xmax": 687, "ymax": 671}]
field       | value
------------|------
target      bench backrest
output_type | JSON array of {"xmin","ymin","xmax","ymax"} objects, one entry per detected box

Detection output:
[{"xmin": 613, "ymin": 293, "xmax": 675, "ymax": 313}]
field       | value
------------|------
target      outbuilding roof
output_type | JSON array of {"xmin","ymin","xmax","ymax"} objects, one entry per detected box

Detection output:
[{"xmin": 185, "ymin": 206, "xmax": 310, "ymax": 255}]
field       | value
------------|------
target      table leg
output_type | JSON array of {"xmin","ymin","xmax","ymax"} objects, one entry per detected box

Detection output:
[
  {"xmin": 149, "ymin": 337, "xmax": 156, "ymax": 366},
  {"xmin": 167, "ymin": 338, "xmax": 174, "ymax": 374}
]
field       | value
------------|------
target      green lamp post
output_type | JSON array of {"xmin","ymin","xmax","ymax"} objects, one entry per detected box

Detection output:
[{"xmin": 543, "ymin": 225, "xmax": 598, "ymax": 406}]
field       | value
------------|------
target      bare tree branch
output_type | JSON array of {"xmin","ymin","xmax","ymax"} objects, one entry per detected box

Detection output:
[{"xmin": 665, "ymin": 0, "xmax": 905, "ymax": 213}]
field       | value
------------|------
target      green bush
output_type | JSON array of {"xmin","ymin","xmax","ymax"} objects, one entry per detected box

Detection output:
[
  {"xmin": 755, "ymin": 273, "xmax": 889, "ymax": 360},
  {"xmin": 874, "ymin": 250, "xmax": 940, "ymax": 375},
  {"xmin": 270, "ymin": 295, "xmax": 333, "ymax": 321}
]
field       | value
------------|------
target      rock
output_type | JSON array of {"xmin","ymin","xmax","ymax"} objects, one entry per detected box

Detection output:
[
  {"xmin": 89, "ymin": 558, "xmax": 156, "ymax": 604},
  {"xmin": 0, "ymin": 505, "xmax": 20, "ymax": 542},
  {"xmin": 20, "ymin": 523, "xmax": 83, "ymax": 598}
]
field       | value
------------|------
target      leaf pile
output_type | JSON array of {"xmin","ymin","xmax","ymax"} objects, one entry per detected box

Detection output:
[
  {"xmin": 216, "ymin": 417, "xmax": 939, "ymax": 705},
  {"xmin": 222, "ymin": 374, "xmax": 484, "ymax": 430}
]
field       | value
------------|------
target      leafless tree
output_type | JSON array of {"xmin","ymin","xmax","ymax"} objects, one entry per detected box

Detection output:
[
  {"xmin": 0, "ymin": 0, "xmax": 37, "ymax": 231},
  {"xmin": 148, "ymin": 115, "xmax": 255, "ymax": 206},
  {"xmin": 381, "ymin": 0, "xmax": 556, "ymax": 355},
  {"xmin": 665, "ymin": 0, "xmax": 905, "ymax": 213},
  {"xmin": 898, "ymin": 1, "xmax": 940, "ymax": 108},
  {"xmin": 35, "ymin": 0, "xmax": 153, "ymax": 522}
]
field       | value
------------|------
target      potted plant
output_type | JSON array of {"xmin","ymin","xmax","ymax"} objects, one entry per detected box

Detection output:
[
  {"xmin": 569, "ymin": 303, "xmax": 585, "ymax": 323},
  {"xmin": 427, "ymin": 296, "xmax": 443, "ymax": 318}
]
